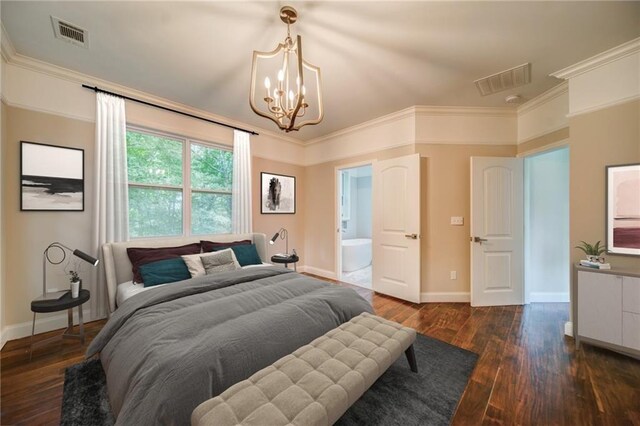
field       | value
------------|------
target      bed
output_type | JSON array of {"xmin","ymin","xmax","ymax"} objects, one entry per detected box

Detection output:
[{"xmin": 89, "ymin": 233, "xmax": 373, "ymax": 425}]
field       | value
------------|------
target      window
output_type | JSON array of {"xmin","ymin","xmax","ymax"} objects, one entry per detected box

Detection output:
[{"xmin": 126, "ymin": 129, "xmax": 233, "ymax": 238}]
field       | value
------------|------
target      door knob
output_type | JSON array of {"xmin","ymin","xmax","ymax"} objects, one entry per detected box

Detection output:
[
  {"xmin": 405, "ymin": 234, "xmax": 418, "ymax": 239},
  {"xmin": 472, "ymin": 236, "xmax": 488, "ymax": 244}
]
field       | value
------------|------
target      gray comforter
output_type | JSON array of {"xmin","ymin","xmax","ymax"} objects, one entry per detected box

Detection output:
[{"xmin": 86, "ymin": 267, "xmax": 372, "ymax": 426}]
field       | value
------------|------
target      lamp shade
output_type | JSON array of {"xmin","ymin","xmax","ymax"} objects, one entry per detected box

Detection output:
[
  {"xmin": 73, "ymin": 249, "xmax": 99, "ymax": 266},
  {"xmin": 270, "ymin": 232, "xmax": 280, "ymax": 244}
]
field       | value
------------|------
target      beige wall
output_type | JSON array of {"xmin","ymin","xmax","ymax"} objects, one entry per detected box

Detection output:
[
  {"xmin": 0, "ymin": 105, "xmax": 305, "ymax": 330},
  {"xmin": 569, "ymin": 100, "xmax": 640, "ymax": 270},
  {"xmin": 416, "ymin": 144, "xmax": 517, "ymax": 295},
  {"xmin": 303, "ymin": 143, "xmax": 517, "ymax": 296},
  {"xmin": 304, "ymin": 145, "xmax": 415, "ymax": 274},
  {"xmin": 3, "ymin": 105, "xmax": 95, "ymax": 326},
  {"xmin": 252, "ymin": 157, "xmax": 305, "ymax": 265},
  {"xmin": 1, "ymin": 101, "xmax": 6, "ymax": 335}
]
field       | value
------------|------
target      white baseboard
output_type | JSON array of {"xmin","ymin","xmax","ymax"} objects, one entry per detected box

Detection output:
[
  {"xmin": 0, "ymin": 309, "xmax": 97, "ymax": 349},
  {"xmin": 564, "ymin": 321, "xmax": 573, "ymax": 337},
  {"xmin": 420, "ymin": 292, "xmax": 470, "ymax": 303},
  {"xmin": 0, "ymin": 329, "xmax": 8, "ymax": 350},
  {"xmin": 299, "ymin": 266, "xmax": 337, "ymax": 280},
  {"xmin": 529, "ymin": 292, "xmax": 570, "ymax": 303}
]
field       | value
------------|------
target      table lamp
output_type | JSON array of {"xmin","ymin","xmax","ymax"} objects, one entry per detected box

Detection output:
[{"xmin": 41, "ymin": 242, "xmax": 99, "ymax": 300}]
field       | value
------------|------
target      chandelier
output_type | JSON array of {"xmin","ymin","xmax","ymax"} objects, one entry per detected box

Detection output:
[{"xmin": 249, "ymin": 6, "xmax": 323, "ymax": 132}]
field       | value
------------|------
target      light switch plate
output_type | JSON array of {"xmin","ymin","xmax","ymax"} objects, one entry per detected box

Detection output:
[
  {"xmin": 451, "ymin": 216, "xmax": 464, "ymax": 226},
  {"xmin": 450, "ymin": 271, "xmax": 457, "ymax": 280}
]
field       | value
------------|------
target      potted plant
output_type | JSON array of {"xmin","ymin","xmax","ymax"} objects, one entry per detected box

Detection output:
[
  {"xmin": 575, "ymin": 241, "xmax": 606, "ymax": 262},
  {"xmin": 68, "ymin": 270, "xmax": 81, "ymax": 298}
]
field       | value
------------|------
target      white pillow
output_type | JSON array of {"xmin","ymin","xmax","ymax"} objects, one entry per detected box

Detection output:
[{"xmin": 181, "ymin": 252, "xmax": 207, "ymax": 278}]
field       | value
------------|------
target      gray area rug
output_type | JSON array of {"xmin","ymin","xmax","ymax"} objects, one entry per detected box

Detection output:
[{"xmin": 61, "ymin": 334, "xmax": 477, "ymax": 426}]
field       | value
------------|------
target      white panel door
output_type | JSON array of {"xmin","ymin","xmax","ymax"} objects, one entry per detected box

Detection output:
[
  {"xmin": 471, "ymin": 157, "xmax": 524, "ymax": 306},
  {"xmin": 372, "ymin": 154, "xmax": 421, "ymax": 303}
]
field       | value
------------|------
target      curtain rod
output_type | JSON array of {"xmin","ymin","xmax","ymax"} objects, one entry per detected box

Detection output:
[{"xmin": 82, "ymin": 84, "xmax": 259, "ymax": 136}]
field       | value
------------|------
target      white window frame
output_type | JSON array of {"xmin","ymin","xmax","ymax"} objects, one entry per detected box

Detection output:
[{"xmin": 126, "ymin": 126, "xmax": 233, "ymax": 239}]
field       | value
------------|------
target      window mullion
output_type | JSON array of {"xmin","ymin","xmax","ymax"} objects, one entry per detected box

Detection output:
[{"xmin": 184, "ymin": 139, "xmax": 191, "ymax": 236}]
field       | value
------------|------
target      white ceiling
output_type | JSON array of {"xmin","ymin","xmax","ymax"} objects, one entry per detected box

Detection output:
[{"xmin": 2, "ymin": 1, "xmax": 640, "ymax": 141}]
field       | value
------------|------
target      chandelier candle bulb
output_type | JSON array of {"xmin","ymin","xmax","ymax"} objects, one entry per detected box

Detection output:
[{"xmin": 264, "ymin": 77, "xmax": 271, "ymax": 97}]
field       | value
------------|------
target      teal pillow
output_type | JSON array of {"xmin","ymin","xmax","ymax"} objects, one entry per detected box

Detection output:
[
  {"xmin": 223, "ymin": 244, "xmax": 262, "ymax": 267},
  {"xmin": 139, "ymin": 257, "xmax": 191, "ymax": 287}
]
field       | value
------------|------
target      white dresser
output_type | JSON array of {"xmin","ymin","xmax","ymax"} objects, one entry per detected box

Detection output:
[{"xmin": 574, "ymin": 265, "xmax": 640, "ymax": 359}]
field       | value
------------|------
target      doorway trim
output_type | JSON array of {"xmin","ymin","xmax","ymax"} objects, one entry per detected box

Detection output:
[{"xmin": 335, "ymin": 160, "xmax": 375, "ymax": 286}]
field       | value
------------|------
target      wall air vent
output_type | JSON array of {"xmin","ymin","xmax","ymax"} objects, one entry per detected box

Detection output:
[
  {"xmin": 51, "ymin": 16, "xmax": 88, "ymax": 48},
  {"xmin": 474, "ymin": 63, "xmax": 531, "ymax": 96}
]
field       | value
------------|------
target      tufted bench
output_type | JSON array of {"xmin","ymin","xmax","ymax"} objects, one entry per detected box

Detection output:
[{"xmin": 192, "ymin": 312, "xmax": 417, "ymax": 426}]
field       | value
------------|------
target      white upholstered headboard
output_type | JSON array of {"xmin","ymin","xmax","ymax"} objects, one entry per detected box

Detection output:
[{"xmin": 102, "ymin": 233, "xmax": 267, "ymax": 313}]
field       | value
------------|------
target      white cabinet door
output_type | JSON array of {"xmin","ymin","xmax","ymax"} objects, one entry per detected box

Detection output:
[
  {"xmin": 622, "ymin": 276, "xmax": 640, "ymax": 350},
  {"xmin": 622, "ymin": 312, "xmax": 640, "ymax": 350},
  {"xmin": 578, "ymin": 271, "xmax": 622, "ymax": 345},
  {"xmin": 622, "ymin": 276, "xmax": 640, "ymax": 314}
]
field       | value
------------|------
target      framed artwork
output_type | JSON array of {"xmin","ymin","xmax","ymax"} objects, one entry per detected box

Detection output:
[
  {"xmin": 606, "ymin": 163, "xmax": 640, "ymax": 255},
  {"xmin": 20, "ymin": 141, "xmax": 84, "ymax": 211},
  {"xmin": 261, "ymin": 172, "xmax": 295, "ymax": 214}
]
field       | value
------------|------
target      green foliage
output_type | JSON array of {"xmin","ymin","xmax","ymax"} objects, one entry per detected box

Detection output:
[
  {"xmin": 127, "ymin": 131, "xmax": 183, "ymax": 186},
  {"xmin": 68, "ymin": 270, "xmax": 80, "ymax": 283},
  {"xmin": 128, "ymin": 187, "xmax": 183, "ymax": 238},
  {"xmin": 575, "ymin": 240, "xmax": 606, "ymax": 256},
  {"xmin": 126, "ymin": 131, "xmax": 233, "ymax": 238},
  {"xmin": 191, "ymin": 144, "xmax": 233, "ymax": 191},
  {"xmin": 191, "ymin": 192, "xmax": 232, "ymax": 235}
]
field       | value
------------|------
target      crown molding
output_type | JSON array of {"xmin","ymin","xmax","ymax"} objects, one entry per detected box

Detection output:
[
  {"xmin": 550, "ymin": 37, "xmax": 640, "ymax": 80},
  {"xmin": 305, "ymin": 104, "xmax": 516, "ymax": 147},
  {"xmin": 1, "ymin": 22, "xmax": 17, "ymax": 62},
  {"xmin": 517, "ymin": 81, "xmax": 568, "ymax": 115},
  {"xmin": 305, "ymin": 106, "xmax": 417, "ymax": 146},
  {"xmin": 413, "ymin": 105, "xmax": 516, "ymax": 118},
  {"xmin": 565, "ymin": 94, "xmax": 640, "ymax": 118},
  {"xmin": 2, "ymin": 45, "xmax": 304, "ymax": 147},
  {"xmin": 414, "ymin": 139, "xmax": 516, "ymax": 146},
  {"xmin": 304, "ymin": 140, "xmax": 414, "ymax": 166}
]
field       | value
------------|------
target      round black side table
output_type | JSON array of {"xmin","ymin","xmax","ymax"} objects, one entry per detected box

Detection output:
[
  {"xmin": 30, "ymin": 289, "xmax": 90, "ymax": 360},
  {"xmin": 270, "ymin": 254, "xmax": 300, "ymax": 271}
]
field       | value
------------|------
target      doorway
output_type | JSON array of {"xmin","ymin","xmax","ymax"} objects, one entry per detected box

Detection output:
[
  {"xmin": 470, "ymin": 148, "xmax": 570, "ymax": 307},
  {"xmin": 524, "ymin": 147, "xmax": 570, "ymax": 302},
  {"xmin": 337, "ymin": 164, "xmax": 373, "ymax": 288}
]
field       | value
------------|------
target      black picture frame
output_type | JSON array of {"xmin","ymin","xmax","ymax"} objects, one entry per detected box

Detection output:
[
  {"xmin": 606, "ymin": 163, "xmax": 640, "ymax": 256},
  {"xmin": 260, "ymin": 172, "xmax": 296, "ymax": 214},
  {"xmin": 20, "ymin": 141, "xmax": 85, "ymax": 212}
]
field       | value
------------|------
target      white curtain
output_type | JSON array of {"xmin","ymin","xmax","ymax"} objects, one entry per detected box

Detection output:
[
  {"xmin": 232, "ymin": 130, "xmax": 253, "ymax": 233},
  {"xmin": 92, "ymin": 93, "xmax": 128, "ymax": 318}
]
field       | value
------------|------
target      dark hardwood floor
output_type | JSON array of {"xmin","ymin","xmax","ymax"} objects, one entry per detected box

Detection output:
[{"xmin": 2, "ymin": 277, "xmax": 639, "ymax": 425}]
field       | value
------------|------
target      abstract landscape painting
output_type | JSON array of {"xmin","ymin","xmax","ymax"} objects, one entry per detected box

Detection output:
[
  {"xmin": 21, "ymin": 141, "xmax": 84, "ymax": 211},
  {"xmin": 607, "ymin": 163, "xmax": 640, "ymax": 255}
]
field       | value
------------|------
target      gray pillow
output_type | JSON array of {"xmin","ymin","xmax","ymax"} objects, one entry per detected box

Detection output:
[{"xmin": 201, "ymin": 248, "xmax": 240, "ymax": 275}]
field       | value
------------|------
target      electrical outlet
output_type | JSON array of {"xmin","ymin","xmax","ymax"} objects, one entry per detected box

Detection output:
[
  {"xmin": 450, "ymin": 216, "xmax": 464, "ymax": 226},
  {"xmin": 450, "ymin": 271, "xmax": 457, "ymax": 280}
]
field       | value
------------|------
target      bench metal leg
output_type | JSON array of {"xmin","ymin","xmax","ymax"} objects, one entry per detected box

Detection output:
[{"xmin": 405, "ymin": 345, "xmax": 418, "ymax": 373}]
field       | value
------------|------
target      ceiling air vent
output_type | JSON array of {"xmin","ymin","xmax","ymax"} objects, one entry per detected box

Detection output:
[
  {"xmin": 51, "ymin": 16, "xmax": 88, "ymax": 48},
  {"xmin": 474, "ymin": 63, "xmax": 531, "ymax": 96}
]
